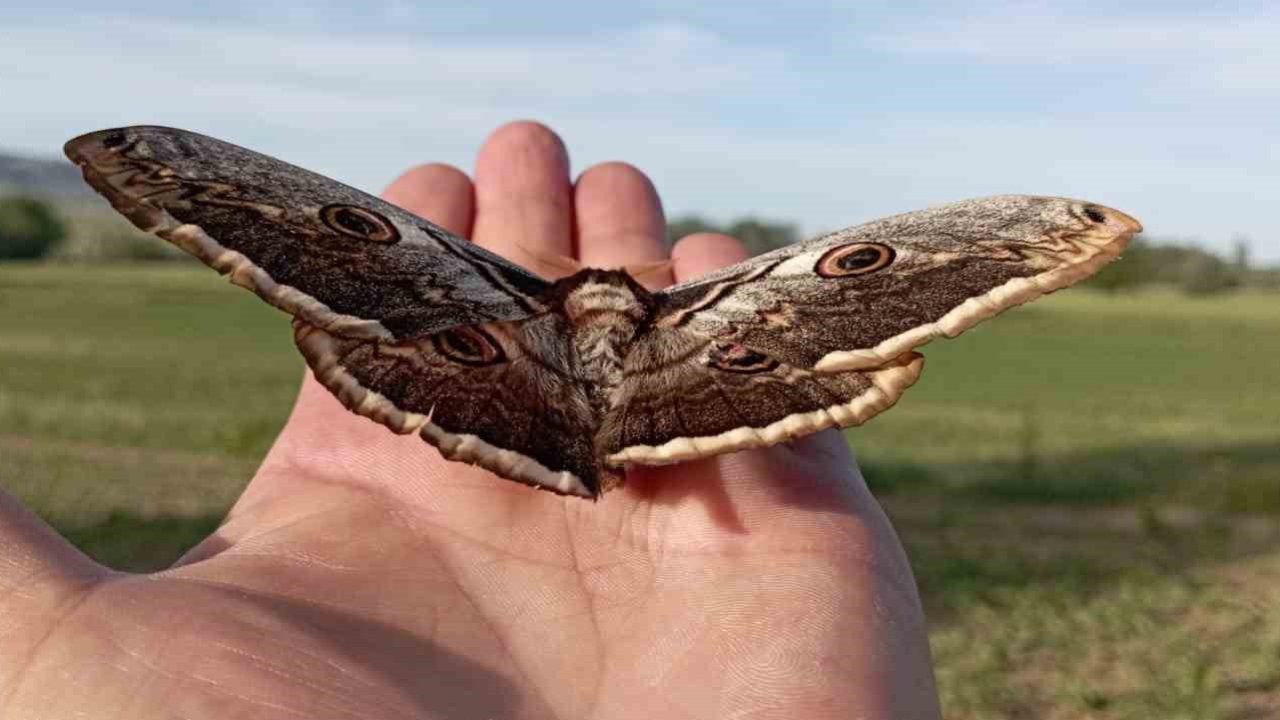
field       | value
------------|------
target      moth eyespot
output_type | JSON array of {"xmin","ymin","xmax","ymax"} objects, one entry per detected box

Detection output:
[
  {"xmin": 1083, "ymin": 206, "xmax": 1107, "ymax": 224},
  {"xmin": 708, "ymin": 343, "xmax": 780, "ymax": 374},
  {"xmin": 320, "ymin": 204, "xmax": 400, "ymax": 244},
  {"xmin": 433, "ymin": 326, "xmax": 506, "ymax": 367},
  {"xmin": 815, "ymin": 242, "xmax": 895, "ymax": 278}
]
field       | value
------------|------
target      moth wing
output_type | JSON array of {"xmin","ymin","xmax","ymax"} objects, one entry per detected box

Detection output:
[
  {"xmin": 600, "ymin": 325, "xmax": 923, "ymax": 466},
  {"xmin": 296, "ymin": 313, "xmax": 610, "ymax": 498},
  {"xmin": 655, "ymin": 195, "xmax": 1140, "ymax": 372},
  {"xmin": 65, "ymin": 126, "xmax": 550, "ymax": 341}
]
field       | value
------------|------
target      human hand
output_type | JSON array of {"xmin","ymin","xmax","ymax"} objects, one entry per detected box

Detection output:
[{"xmin": 0, "ymin": 122, "xmax": 941, "ymax": 719}]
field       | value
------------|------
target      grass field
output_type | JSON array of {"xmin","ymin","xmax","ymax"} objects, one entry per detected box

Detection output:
[{"xmin": 2, "ymin": 263, "xmax": 1278, "ymax": 718}]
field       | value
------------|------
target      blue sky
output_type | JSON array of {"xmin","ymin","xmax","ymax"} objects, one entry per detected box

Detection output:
[{"xmin": 3, "ymin": 1, "xmax": 1277, "ymax": 261}]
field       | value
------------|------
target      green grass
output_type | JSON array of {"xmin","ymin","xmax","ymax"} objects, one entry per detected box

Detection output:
[
  {"xmin": 0, "ymin": 264, "xmax": 294, "ymax": 536},
  {"xmin": 853, "ymin": 287, "xmax": 1280, "ymax": 513},
  {"xmin": 2, "ymin": 264, "xmax": 1278, "ymax": 718}
]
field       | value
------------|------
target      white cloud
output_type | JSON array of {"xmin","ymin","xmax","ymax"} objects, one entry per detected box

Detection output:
[
  {"xmin": 3, "ymin": 17, "xmax": 783, "ymax": 108},
  {"xmin": 2, "ymin": 9, "xmax": 1277, "ymax": 262},
  {"xmin": 0, "ymin": 16, "xmax": 784, "ymax": 189},
  {"xmin": 0, "ymin": 16, "xmax": 790, "ymax": 178},
  {"xmin": 865, "ymin": 6, "xmax": 1280, "ymax": 99}
]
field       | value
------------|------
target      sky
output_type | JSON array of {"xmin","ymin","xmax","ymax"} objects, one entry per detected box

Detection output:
[{"xmin": 2, "ymin": 1, "xmax": 1277, "ymax": 261}]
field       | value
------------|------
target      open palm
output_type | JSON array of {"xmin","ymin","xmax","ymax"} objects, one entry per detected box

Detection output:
[{"xmin": 0, "ymin": 122, "xmax": 940, "ymax": 719}]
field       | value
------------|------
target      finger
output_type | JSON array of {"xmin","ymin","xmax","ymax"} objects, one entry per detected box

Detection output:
[
  {"xmin": 0, "ymin": 489, "xmax": 106, "ymax": 616},
  {"xmin": 471, "ymin": 121, "xmax": 574, "ymax": 265},
  {"xmin": 671, "ymin": 231, "xmax": 751, "ymax": 282},
  {"xmin": 573, "ymin": 162, "xmax": 671, "ymax": 287},
  {"xmin": 381, "ymin": 163, "xmax": 475, "ymax": 237}
]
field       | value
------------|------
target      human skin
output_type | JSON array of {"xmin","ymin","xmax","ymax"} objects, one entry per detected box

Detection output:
[{"xmin": 0, "ymin": 121, "xmax": 942, "ymax": 719}]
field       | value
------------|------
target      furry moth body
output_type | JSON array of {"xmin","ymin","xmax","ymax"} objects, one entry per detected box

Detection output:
[{"xmin": 66, "ymin": 126, "xmax": 1142, "ymax": 498}]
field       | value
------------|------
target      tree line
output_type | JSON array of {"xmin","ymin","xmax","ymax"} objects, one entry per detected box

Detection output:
[
  {"xmin": 0, "ymin": 196, "xmax": 64, "ymax": 260},
  {"xmin": 2, "ymin": 195, "xmax": 1274, "ymax": 294}
]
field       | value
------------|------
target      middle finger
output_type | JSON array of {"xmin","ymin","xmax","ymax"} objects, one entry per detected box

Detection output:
[{"xmin": 470, "ymin": 121, "xmax": 575, "ymax": 269}]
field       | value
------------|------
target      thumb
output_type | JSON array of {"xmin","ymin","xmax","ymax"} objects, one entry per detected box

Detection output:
[{"xmin": 0, "ymin": 488, "xmax": 108, "ymax": 640}]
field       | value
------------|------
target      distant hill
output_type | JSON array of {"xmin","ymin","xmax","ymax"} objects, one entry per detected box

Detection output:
[{"xmin": 0, "ymin": 150, "xmax": 93, "ymax": 199}]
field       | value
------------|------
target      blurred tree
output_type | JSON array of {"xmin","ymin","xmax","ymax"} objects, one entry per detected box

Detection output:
[
  {"xmin": 1232, "ymin": 235, "xmax": 1251, "ymax": 272},
  {"xmin": 1252, "ymin": 268, "xmax": 1280, "ymax": 290},
  {"xmin": 1088, "ymin": 237, "xmax": 1246, "ymax": 295},
  {"xmin": 727, "ymin": 218, "xmax": 799, "ymax": 256},
  {"xmin": 1087, "ymin": 237, "xmax": 1155, "ymax": 292},
  {"xmin": 1181, "ymin": 251, "xmax": 1240, "ymax": 295},
  {"xmin": 666, "ymin": 216, "xmax": 721, "ymax": 245},
  {"xmin": 667, "ymin": 215, "xmax": 798, "ymax": 256},
  {"xmin": 0, "ymin": 196, "xmax": 66, "ymax": 260}
]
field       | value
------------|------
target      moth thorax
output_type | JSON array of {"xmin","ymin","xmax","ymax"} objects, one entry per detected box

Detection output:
[
  {"xmin": 560, "ymin": 281, "xmax": 643, "ymax": 391},
  {"xmin": 563, "ymin": 281, "xmax": 646, "ymax": 328}
]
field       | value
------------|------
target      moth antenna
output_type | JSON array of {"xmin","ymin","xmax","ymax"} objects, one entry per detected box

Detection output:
[
  {"xmin": 511, "ymin": 243, "xmax": 583, "ymax": 278},
  {"xmin": 620, "ymin": 259, "xmax": 674, "ymax": 287}
]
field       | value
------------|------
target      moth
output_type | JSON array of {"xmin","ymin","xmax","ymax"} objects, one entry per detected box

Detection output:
[{"xmin": 66, "ymin": 126, "xmax": 1141, "ymax": 499}]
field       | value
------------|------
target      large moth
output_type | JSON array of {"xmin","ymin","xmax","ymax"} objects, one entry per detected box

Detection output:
[{"xmin": 66, "ymin": 127, "xmax": 1141, "ymax": 499}]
